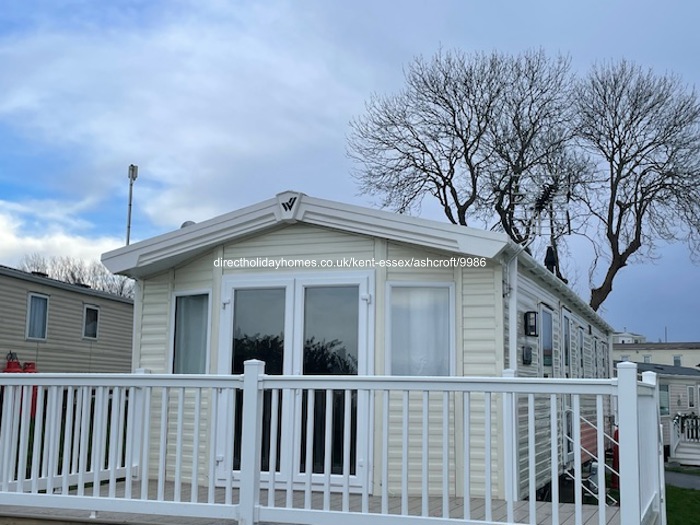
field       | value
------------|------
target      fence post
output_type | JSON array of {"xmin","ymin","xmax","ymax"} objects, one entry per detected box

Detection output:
[
  {"xmin": 501, "ymin": 369, "xmax": 517, "ymax": 522},
  {"xmin": 239, "ymin": 360, "xmax": 265, "ymax": 525},
  {"xmin": 642, "ymin": 370, "xmax": 666, "ymax": 525},
  {"xmin": 617, "ymin": 362, "xmax": 641, "ymax": 525}
]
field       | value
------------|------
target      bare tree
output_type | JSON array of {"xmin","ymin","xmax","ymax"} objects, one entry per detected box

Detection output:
[
  {"xmin": 575, "ymin": 60, "xmax": 700, "ymax": 310},
  {"xmin": 349, "ymin": 49, "xmax": 584, "ymax": 280},
  {"xmin": 19, "ymin": 254, "xmax": 135, "ymax": 299}
]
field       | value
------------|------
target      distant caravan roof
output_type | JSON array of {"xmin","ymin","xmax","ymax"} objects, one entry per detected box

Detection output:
[
  {"xmin": 613, "ymin": 342, "xmax": 700, "ymax": 352},
  {"xmin": 101, "ymin": 191, "xmax": 512, "ymax": 278}
]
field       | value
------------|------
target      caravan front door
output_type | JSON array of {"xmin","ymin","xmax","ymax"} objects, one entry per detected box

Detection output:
[{"xmin": 216, "ymin": 272, "xmax": 373, "ymax": 490}]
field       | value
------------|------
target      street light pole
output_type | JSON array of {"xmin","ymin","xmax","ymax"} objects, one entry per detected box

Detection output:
[{"xmin": 126, "ymin": 164, "xmax": 138, "ymax": 245}]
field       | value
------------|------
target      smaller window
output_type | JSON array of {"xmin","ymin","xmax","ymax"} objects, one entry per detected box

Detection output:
[
  {"xmin": 643, "ymin": 354, "xmax": 651, "ymax": 363},
  {"xmin": 540, "ymin": 308, "xmax": 553, "ymax": 368},
  {"xmin": 620, "ymin": 354, "xmax": 630, "ymax": 361},
  {"xmin": 83, "ymin": 305, "xmax": 99, "ymax": 339},
  {"xmin": 579, "ymin": 327, "xmax": 584, "ymax": 376},
  {"xmin": 674, "ymin": 355, "xmax": 682, "ymax": 367},
  {"xmin": 660, "ymin": 384, "xmax": 670, "ymax": 416},
  {"xmin": 26, "ymin": 293, "xmax": 49, "ymax": 340},
  {"xmin": 688, "ymin": 386, "xmax": 696, "ymax": 409}
]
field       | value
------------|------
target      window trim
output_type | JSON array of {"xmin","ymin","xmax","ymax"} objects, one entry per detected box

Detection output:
[
  {"xmin": 688, "ymin": 385, "xmax": 696, "ymax": 409},
  {"xmin": 539, "ymin": 305, "xmax": 554, "ymax": 373},
  {"xmin": 659, "ymin": 384, "xmax": 670, "ymax": 416},
  {"xmin": 385, "ymin": 281, "xmax": 455, "ymax": 376},
  {"xmin": 169, "ymin": 289, "xmax": 212, "ymax": 374},
  {"xmin": 26, "ymin": 292, "xmax": 49, "ymax": 341},
  {"xmin": 82, "ymin": 304, "xmax": 100, "ymax": 340}
]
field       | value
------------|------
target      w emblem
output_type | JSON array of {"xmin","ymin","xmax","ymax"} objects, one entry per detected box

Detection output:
[
  {"xmin": 281, "ymin": 197, "xmax": 297, "ymax": 212},
  {"xmin": 276, "ymin": 191, "xmax": 302, "ymax": 222}
]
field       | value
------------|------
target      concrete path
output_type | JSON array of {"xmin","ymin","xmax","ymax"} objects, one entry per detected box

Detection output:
[{"xmin": 665, "ymin": 469, "xmax": 700, "ymax": 489}]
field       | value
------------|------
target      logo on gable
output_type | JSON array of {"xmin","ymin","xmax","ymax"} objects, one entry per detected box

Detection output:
[{"xmin": 281, "ymin": 197, "xmax": 297, "ymax": 212}]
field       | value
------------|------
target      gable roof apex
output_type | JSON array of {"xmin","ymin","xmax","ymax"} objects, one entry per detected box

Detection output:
[{"xmin": 101, "ymin": 192, "xmax": 511, "ymax": 278}]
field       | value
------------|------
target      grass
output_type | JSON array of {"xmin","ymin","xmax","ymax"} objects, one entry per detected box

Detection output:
[{"xmin": 666, "ymin": 485, "xmax": 700, "ymax": 525}]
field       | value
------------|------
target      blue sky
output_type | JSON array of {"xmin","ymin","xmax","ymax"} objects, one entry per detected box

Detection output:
[{"xmin": 1, "ymin": 0, "xmax": 699, "ymax": 341}]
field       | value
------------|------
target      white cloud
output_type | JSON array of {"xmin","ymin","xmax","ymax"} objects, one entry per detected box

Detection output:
[
  {"xmin": 0, "ymin": 1, "xmax": 372, "ymax": 230},
  {"xmin": 0, "ymin": 210, "xmax": 124, "ymax": 267}
]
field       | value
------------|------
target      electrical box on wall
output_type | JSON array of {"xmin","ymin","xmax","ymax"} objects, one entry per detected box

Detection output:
[
  {"xmin": 524, "ymin": 311, "xmax": 538, "ymax": 336},
  {"xmin": 522, "ymin": 346, "xmax": 533, "ymax": 365}
]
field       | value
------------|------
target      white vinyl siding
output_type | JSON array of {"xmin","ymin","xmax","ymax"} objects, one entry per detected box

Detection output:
[{"xmin": 26, "ymin": 293, "xmax": 49, "ymax": 340}]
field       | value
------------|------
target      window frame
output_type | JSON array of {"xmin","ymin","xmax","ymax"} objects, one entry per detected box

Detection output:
[
  {"xmin": 82, "ymin": 304, "xmax": 100, "ymax": 340},
  {"xmin": 385, "ymin": 281, "xmax": 455, "ymax": 376},
  {"xmin": 26, "ymin": 292, "xmax": 49, "ymax": 341},
  {"xmin": 688, "ymin": 386, "xmax": 696, "ymax": 409},
  {"xmin": 539, "ymin": 305, "xmax": 554, "ymax": 373},
  {"xmin": 659, "ymin": 384, "xmax": 670, "ymax": 416},
  {"xmin": 674, "ymin": 355, "xmax": 682, "ymax": 367},
  {"xmin": 170, "ymin": 289, "xmax": 212, "ymax": 374}
]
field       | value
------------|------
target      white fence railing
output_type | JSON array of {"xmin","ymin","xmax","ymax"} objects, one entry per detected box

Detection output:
[{"xmin": 0, "ymin": 362, "xmax": 665, "ymax": 525}]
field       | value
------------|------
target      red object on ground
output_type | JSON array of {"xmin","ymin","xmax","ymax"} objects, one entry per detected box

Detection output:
[
  {"xmin": 611, "ymin": 427, "xmax": 620, "ymax": 490},
  {"xmin": 3, "ymin": 352, "xmax": 23, "ymax": 373}
]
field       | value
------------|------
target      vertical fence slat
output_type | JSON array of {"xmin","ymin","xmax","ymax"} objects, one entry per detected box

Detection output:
[
  {"xmin": 62, "ymin": 387, "xmax": 75, "ymax": 495},
  {"xmin": 174, "ymin": 387, "xmax": 184, "ymax": 502},
  {"xmin": 463, "ymin": 391, "xmax": 470, "ymax": 520},
  {"xmin": 573, "ymin": 395, "xmax": 582, "ymax": 525},
  {"xmin": 207, "ymin": 388, "xmax": 218, "ymax": 504},
  {"xmin": 342, "ymin": 389, "xmax": 351, "ymax": 513},
  {"xmin": 484, "ymin": 392, "xmax": 492, "ymax": 522},
  {"xmin": 156, "ymin": 387, "xmax": 168, "ymax": 501},
  {"xmin": 362, "ymin": 389, "xmax": 373, "ymax": 514},
  {"xmin": 140, "ymin": 386, "xmax": 152, "ymax": 501},
  {"xmin": 108, "ymin": 387, "xmax": 121, "ymax": 498},
  {"xmin": 16, "ymin": 385, "xmax": 32, "ymax": 493},
  {"xmin": 550, "ymin": 394, "xmax": 559, "ymax": 525},
  {"xmin": 93, "ymin": 387, "xmax": 106, "ymax": 498},
  {"xmin": 401, "ymin": 390, "xmax": 409, "ymax": 516},
  {"xmin": 224, "ymin": 387, "xmax": 235, "ymax": 506},
  {"xmin": 381, "ymin": 390, "xmax": 389, "ymax": 515},
  {"xmin": 323, "ymin": 389, "xmax": 332, "ymax": 511},
  {"xmin": 125, "ymin": 386, "xmax": 135, "ymax": 500},
  {"xmin": 442, "ymin": 391, "xmax": 449, "ymax": 519},
  {"xmin": 8, "ymin": 386, "xmax": 21, "ymax": 487},
  {"xmin": 268, "ymin": 388, "xmax": 280, "ymax": 508},
  {"xmin": 77, "ymin": 386, "xmax": 89, "ymax": 496},
  {"xmin": 304, "ymin": 389, "xmax": 314, "ymax": 509},
  {"xmin": 596, "ymin": 395, "xmax": 606, "ymax": 525},
  {"xmin": 0, "ymin": 386, "xmax": 16, "ymax": 491},
  {"xmin": 528, "ymin": 393, "xmax": 536, "ymax": 524},
  {"xmin": 31, "ymin": 386, "xmax": 45, "ymax": 494},
  {"xmin": 191, "ymin": 387, "xmax": 201, "ymax": 504},
  {"xmin": 71, "ymin": 387, "xmax": 83, "ymax": 475},
  {"xmin": 421, "ymin": 390, "xmax": 429, "ymax": 517},
  {"xmin": 117, "ymin": 388, "xmax": 127, "ymax": 469}
]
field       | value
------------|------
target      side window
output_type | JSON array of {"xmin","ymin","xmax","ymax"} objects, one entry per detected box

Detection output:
[
  {"xmin": 561, "ymin": 313, "xmax": 571, "ymax": 378},
  {"xmin": 173, "ymin": 293, "xmax": 209, "ymax": 374},
  {"xmin": 578, "ymin": 327, "xmax": 585, "ymax": 378},
  {"xmin": 540, "ymin": 308, "xmax": 553, "ymax": 371},
  {"xmin": 389, "ymin": 284, "xmax": 452, "ymax": 376},
  {"xmin": 83, "ymin": 305, "xmax": 99, "ymax": 339},
  {"xmin": 659, "ymin": 384, "xmax": 670, "ymax": 416},
  {"xmin": 674, "ymin": 355, "xmax": 682, "ymax": 367},
  {"xmin": 689, "ymin": 386, "xmax": 696, "ymax": 409},
  {"xmin": 26, "ymin": 293, "xmax": 49, "ymax": 340}
]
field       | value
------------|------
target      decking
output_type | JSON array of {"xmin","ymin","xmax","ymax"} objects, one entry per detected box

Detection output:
[{"xmin": 0, "ymin": 481, "xmax": 620, "ymax": 525}]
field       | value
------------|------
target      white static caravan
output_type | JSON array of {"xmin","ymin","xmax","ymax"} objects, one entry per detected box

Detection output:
[{"xmin": 102, "ymin": 191, "xmax": 613, "ymax": 501}]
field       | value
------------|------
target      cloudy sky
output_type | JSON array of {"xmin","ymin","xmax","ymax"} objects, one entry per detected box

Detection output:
[{"xmin": 1, "ymin": 0, "xmax": 699, "ymax": 341}]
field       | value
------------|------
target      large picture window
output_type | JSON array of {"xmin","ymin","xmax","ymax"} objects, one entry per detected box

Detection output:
[
  {"xmin": 388, "ymin": 284, "xmax": 452, "ymax": 376},
  {"xmin": 26, "ymin": 293, "xmax": 49, "ymax": 340},
  {"xmin": 173, "ymin": 293, "xmax": 209, "ymax": 374}
]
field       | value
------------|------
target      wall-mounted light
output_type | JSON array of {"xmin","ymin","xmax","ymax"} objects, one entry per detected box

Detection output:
[{"xmin": 524, "ymin": 311, "xmax": 538, "ymax": 336}]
